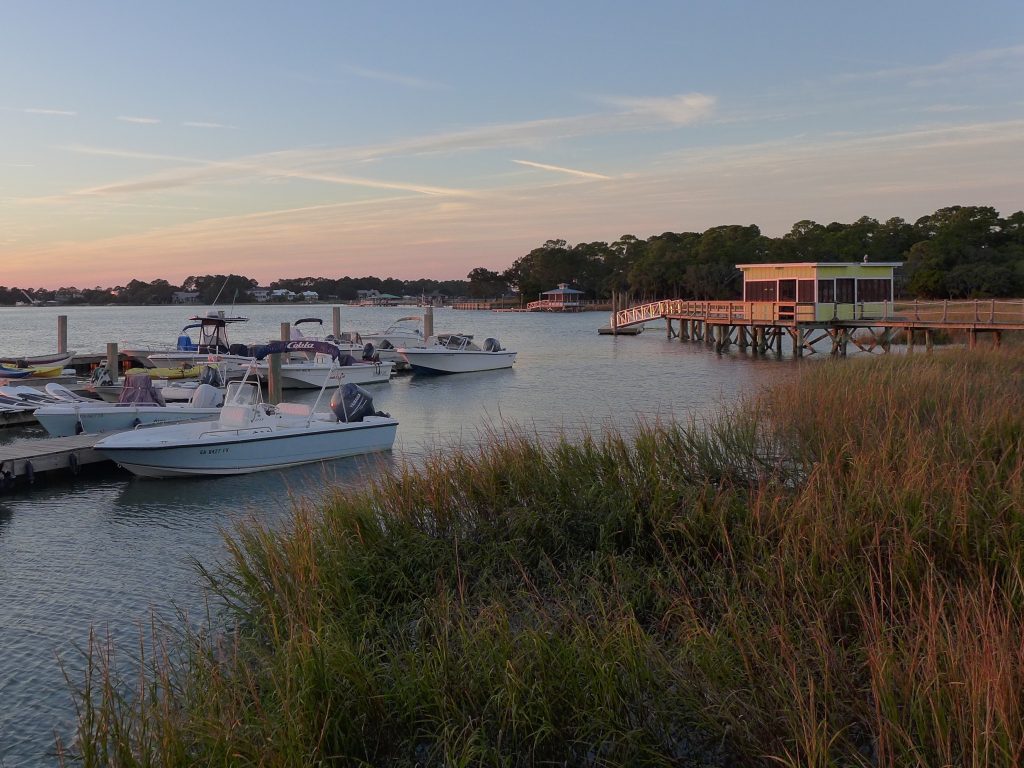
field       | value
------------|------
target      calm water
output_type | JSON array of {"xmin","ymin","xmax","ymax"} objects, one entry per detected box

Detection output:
[{"xmin": 0, "ymin": 305, "xmax": 800, "ymax": 765}]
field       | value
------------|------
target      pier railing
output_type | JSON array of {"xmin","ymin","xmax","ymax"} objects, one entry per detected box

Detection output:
[
  {"xmin": 612, "ymin": 299, "xmax": 1024, "ymax": 329},
  {"xmin": 612, "ymin": 300, "xmax": 816, "ymax": 328}
]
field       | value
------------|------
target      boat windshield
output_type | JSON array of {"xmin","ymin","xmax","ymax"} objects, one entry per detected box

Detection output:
[
  {"xmin": 439, "ymin": 335, "xmax": 480, "ymax": 351},
  {"xmin": 224, "ymin": 381, "xmax": 260, "ymax": 407}
]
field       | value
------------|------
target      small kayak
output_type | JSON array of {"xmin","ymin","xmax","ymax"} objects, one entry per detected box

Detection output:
[
  {"xmin": 125, "ymin": 365, "xmax": 202, "ymax": 380},
  {"xmin": 27, "ymin": 364, "xmax": 65, "ymax": 378},
  {"xmin": 0, "ymin": 365, "xmax": 32, "ymax": 379}
]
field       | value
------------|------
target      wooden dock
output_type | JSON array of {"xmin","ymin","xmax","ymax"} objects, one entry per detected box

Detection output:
[
  {"xmin": 0, "ymin": 434, "xmax": 109, "ymax": 490},
  {"xmin": 607, "ymin": 299, "xmax": 1024, "ymax": 356}
]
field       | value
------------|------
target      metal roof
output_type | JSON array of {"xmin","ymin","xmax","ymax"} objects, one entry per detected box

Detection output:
[{"xmin": 735, "ymin": 262, "xmax": 903, "ymax": 269}]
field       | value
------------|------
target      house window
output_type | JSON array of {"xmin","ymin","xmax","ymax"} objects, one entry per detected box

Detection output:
[
  {"xmin": 857, "ymin": 279, "xmax": 891, "ymax": 302},
  {"xmin": 797, "ymin": 280, "xmax": 815, "ymax": 302},
  {"xmin": 779, "ymin": 279, "xmax": 797, "ymax": 301},
  {"xmin": 744, "ymin": 280, "xmax": 777, "ymax": 301},
  {"xmin": 818, "ymin": 279, "xmax": 835, "ymax": 303},
  {"xmin": 835, "ymin": 278, "xmax": 855, "ymax": 303}
]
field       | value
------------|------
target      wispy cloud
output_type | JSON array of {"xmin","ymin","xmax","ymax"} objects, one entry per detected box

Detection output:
[
  {"xmin": 838, "ymin": 44, "xmax": 1024, "ymax": 82},
  {"xmin": 18, "ymin": 107, "xmax": 77, "ymax": 116},
  {"xmin": 342, "ymin": 65, "xmax": 447, "ymax": 90},
  {"xmin": 596, "ymin": 93, "xmax": 716, "ymax": 125},
  {"xmin": 512, "ymin": 159, "xmax": 610, "ymax": 180},
  {"xmin": 182, "ymin": 120, "xmax": 233, "ymax": 129},
  {"xmin": 22, "ymin": 144, "xmax": 475, "ymax": 203},
  {"xmin": 117, "ymin": 115, "xmax": 161, "ymax": 125}
]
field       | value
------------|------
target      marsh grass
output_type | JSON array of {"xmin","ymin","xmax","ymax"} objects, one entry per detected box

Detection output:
[{"xmin": 61, "ymin": 350, "xmax": 1024, "ymax": 766}]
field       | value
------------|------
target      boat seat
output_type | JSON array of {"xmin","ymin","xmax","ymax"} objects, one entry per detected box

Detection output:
[{"xmin": 275, "ymin": 402, "xmax": 311, "ymax": 417}]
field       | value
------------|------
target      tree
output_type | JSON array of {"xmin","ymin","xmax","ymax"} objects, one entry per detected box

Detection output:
[{"xmin": 466, "ymin": 268, "xmax": 508, "ymax": 299}]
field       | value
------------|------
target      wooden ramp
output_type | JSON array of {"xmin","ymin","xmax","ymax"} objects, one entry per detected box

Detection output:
[{"xmin": 0, "ymin": 434, "xmax": 109, "ymax": 489}]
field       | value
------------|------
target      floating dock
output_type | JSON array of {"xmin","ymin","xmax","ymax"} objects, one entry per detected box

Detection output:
[{"xmin": 0, "ymin": 434, "xmax": 108, "ymax": 490}]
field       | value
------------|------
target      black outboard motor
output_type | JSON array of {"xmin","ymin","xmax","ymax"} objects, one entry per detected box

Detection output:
[
  {"xmin": 483, "ymin": 337, "xmax": 503, "ymax": 352},
  {"xmin": 228, "ymin": 343, "xmax": 249, "ymax": 357},
  {"xmin": 362, "ymin": 343, "xmax": 378, "ymax": 361},
  {"xmin": 199, "ymin": 364, "xmax": 224, "ymax": 387},
  {"xmin": 330, "ymin": 383, "xmax": 376, "ymax": 423}
]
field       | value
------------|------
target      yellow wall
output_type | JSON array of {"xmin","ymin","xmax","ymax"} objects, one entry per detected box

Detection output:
[
  {"xmin": 741, "ymin": 265, "xmax": 818, "ymax": 281},
  {"xmin": 814, "ymin": 302, "xmax": 892, "ymax": 321}
]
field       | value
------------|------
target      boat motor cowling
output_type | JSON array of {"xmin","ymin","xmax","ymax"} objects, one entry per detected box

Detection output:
[
  {"xmin": 362, "ymin": 343, "xmax": 379, "ymax": 361},
  {"xmin": 483, "ymin": 337, "xmax": 503, "ymax": 352},
  {"xmin": 189, "ymin": 383, "xmax": 224, "ymax": 408},
  {"xmin": 330, "ymin": 383, "xmax": 376, "ymax": 423}
]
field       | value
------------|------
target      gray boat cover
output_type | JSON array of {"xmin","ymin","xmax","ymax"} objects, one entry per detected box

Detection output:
[{"xmin": 117, "ymin": 374, "xmax": 165, "ymax": 406}]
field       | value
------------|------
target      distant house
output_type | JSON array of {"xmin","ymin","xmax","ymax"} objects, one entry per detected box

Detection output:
[
  {"xmin": 357, "ymin": 290, "xmax": 400, "ymax": 306},
  {"xmin": 528, "ymin": 283, "xmax": 585, "ymax": 312},
  {"xmin": 250, "ymin": 287, "xmax": 272, "ymax": 302},
  {"xmin": 737, "ymin": 261, "xmax": 901, "ymax": 321},
  {"xmin": 301, "ymin": 290, "xmax": 319, "ymax": 302},
  {"xmin": 172, "ymin": 291, "xmax": 201, "ymax": 304},
  {"xmin": 271, "ymin": 289, "xmax": 296, "ymax": 301}
]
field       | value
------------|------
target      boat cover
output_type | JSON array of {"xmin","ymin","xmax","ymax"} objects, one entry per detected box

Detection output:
[
  {"xmin": 254, "ymin": 340, "xmax": 341, "ymax": 361},
  {"xmin": 117, "ymin": 374, "xmax": 166, "ymax": 406}
]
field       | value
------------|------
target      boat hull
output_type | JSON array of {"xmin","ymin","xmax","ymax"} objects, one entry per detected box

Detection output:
[
  {"xmin": 34, "ymin": 403, "xmax": 221, "ymax": 437},
  {"xmin": 95, "ymin": 416, "xmax": 397, "ymax": 477},
  {"xmin": 399, "ymin": 349, "xmax": 516, "ymax": 374}
]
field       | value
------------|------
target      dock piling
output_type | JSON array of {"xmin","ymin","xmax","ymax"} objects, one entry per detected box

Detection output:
[
  {"xmin": 105, "ymin": 342, "xmax": 119, "ymax": 384},
  {"xmin": 57, "ymin": 315, "xmax": 68, "ymax": 354}
]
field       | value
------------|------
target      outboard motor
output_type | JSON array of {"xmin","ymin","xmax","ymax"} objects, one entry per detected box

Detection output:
[
  {"xmin": 90, "ymin": 365, "xmax": 114, "ymax": 386},
  {"xmin": 362, "ymin": 343, "xmax": 379, "ymax": 361},
  {"xmin": 379, "ymin": 339, "xmax": 395, "ymax": 350},
  {"xmin": 199, "ymin": 364, "xmax": 224, "ymax": 388},
  {"xmin": 330, "ymin": 383, "xmax": 376, "ymax": 423},
  {"xmin": 228, "ymin": 343, "xmax": 249, "ymax": 357},
  {"xmin": 189, "ymin": 383, "xmax": 225, "ymax": 408},
  {"xmin": 483, "ymin": 337, "xmax": 503, "ymax": 352}
]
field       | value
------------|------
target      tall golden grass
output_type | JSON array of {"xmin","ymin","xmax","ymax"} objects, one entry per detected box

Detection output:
[{"xmin": 62, "ymin": 350, "xmax": 1024, "ymax": 766}]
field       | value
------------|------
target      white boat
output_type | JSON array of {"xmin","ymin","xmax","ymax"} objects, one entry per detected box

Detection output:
[
  {"xmin": 94, "ymin": 361, "xmax": 398, "ymax": 478},
  {"xmin": 86, "ymin": 362, "xmax": 227, "ymax": 403},
  {"xmin": 0, "ymin": 351, "xmax": 76, "ymax": 367},
  {"xmin": 398, "ymin": 335, "xmax": 516, "ymax": 374},
  {"xmin": 290, "ymin": 317, "xmax": 365, "ymax": 357},
  {"xmin": 251, "ymin": 340, "xmax": 393, "ymax": 389},
  {"xmin": 147, "ymin": 313, "xmax": 252, "ymax": 379},
  {"xmin": 362, "ymin": 316, "xmax": 426, "ymax": 348},
  {"xmin": 34, "ymin": 375, "xmax": 223, "ymax": 437}
]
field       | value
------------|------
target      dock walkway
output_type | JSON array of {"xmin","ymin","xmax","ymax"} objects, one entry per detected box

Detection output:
[
  {"xmin": 0, "ymin": 434, "xmax": 107, "ymax": 489},
  {"xmin": 607, "ymin": 298, "xmax": 1024, "ymax": 356}
]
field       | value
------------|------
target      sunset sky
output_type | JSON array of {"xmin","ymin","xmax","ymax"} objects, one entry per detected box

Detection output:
[{"xmin": 2, "ymin": 1, "xmax": 1022, "ymax": 289}]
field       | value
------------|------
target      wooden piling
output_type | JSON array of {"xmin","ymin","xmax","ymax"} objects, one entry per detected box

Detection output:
[
  {"xmin": 424, "ymin": 305, "xmax": 434, "ymax": 339},
  {"xmin": 280, "ymin": 322, "xmax": 291, "ymax": 342},
  {"xmin": 57, "ymin": 315, "xmax": 68, "ymax": 354},
  {"xmin": 105, "ymin": 342, "xmax": 119, "ymax": 384},
  {"xmin": 332, "ymin": 306, "xmax": 341, "ymax": 339},
  {"xmin": 267, "ymin": 353, "xmax": 282, "ymax": 405}
]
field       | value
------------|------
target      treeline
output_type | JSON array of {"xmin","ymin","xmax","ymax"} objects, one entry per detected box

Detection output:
[
  {"xmin": 503, "ymin": 205, "xmax": 1024, "ymax": 301},
  {"xmin": 5, "ymin": 205, "xmax": 1022, "ymax": 306},
  {"xmin": 0, "ymin": 275, "xmax": 477, "ymax": 307}
]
